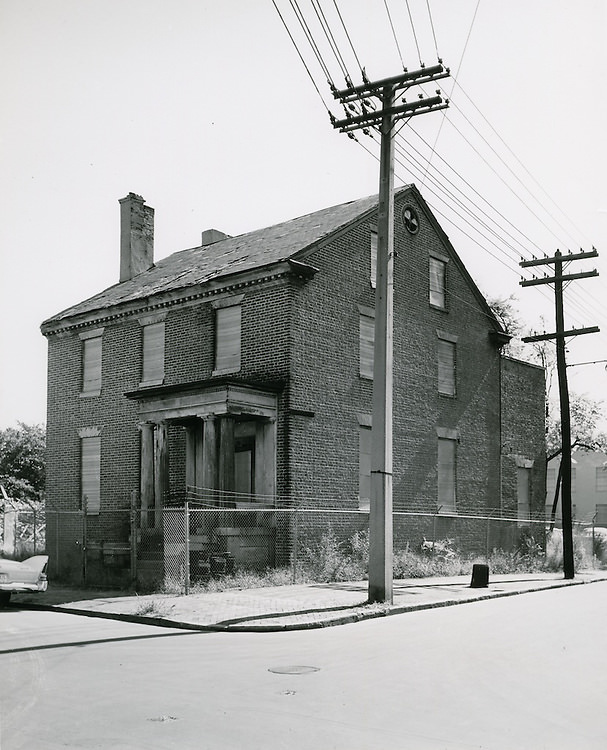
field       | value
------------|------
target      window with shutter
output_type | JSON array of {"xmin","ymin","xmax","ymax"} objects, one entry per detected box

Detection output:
[
  {"xmin": 596, "ymin": 467, "xmax": 607, "ymax": 493},
  {"xmin": 81, "ymin": 436, "xmax": 101, "ymax": 514},
  {"xmin": 359, "ymin": 313, "xmax": 374, "ymax": 379},
  {"xmin": 215, "ymin": 305, "xmax": 241, "ymax": 373},
  {"xmin": 517, "ymin": 466, "xmax": 531, "ymax": 523},
  {"xmin": 359, "ymin": 425, "xmax": 371, "ymax": 510},
  {"xmin": 438, "ymin": 437, "xmax": 456, "ymax": 512},
  {"xmin": 82, "ymin": 335, "xmax": 102, "ymax": 395},
  {"xmin": 429, "ymin": 257, "xmax": 446, "ymax": 309},
  {"xmin": 141, "ymin": 322, "xmax": 165, "ymax": 385},
  {"xmin": 437, "ymin": 338, "xmax": 456, "ymax": 396}
]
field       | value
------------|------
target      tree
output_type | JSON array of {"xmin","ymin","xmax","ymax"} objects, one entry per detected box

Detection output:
[
  {"xmin": 0, "ymin": 423, "xmax": 46, "ymax": 505},
  {"xmin": 488, "ymin": 294, "xmax": 555, "ymax": 378},
  {"xmin": 546, "ymin": 394, "xmax": 607, "ymax": 458},
  {"xmin": 488, "ymin": 295, "xmax": 606, "ymax": 452}
]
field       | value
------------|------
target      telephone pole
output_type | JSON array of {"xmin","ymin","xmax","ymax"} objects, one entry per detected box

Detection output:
[
  {"xmin": 331, "ymin": 64, "xmax": 450, "ymax": 603},
  {"xmin": 520, "ymin": 249, "xmax": 600, "ymax": 579}
]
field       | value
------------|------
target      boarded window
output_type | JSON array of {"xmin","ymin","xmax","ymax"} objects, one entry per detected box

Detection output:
[
  {"xmin": 359, "ymin": 314, "xmax": 374, "ymax": 379},
  {"xmin": 596, "ymin": 467, "xmax": 607, "ymax": 493},
  {"xmin": 438, "ymin": 338, "xmax": 456, "ymax": 396},
  {"xmin": 82, "ymin": 336, "xmax": 102, "ymax": 393},
  {"xmin": 429, "ymin": 257, "xmax": 446, "ymax": 309},
  {"xmin": 81, "ymin": 436, "xmax": 101, "ymax": 514},
  {"xmin": 215, "ymin": 305, "xmax": 241, "ymax": 372},
  {"xmin": 359, "ymin": 426, "xmax": 371, "ymax": 510},
  {"xmin": 438, "ymin": 438, "xmax": 456, "ymax": 512},
  {"xmin": 517, "ymin": 466, "xmax": 531, "ymax": 522},
  {"xmin": 142, "ymin": 322, "xmax": 165, "ymax": 384},
  {"xmin": 370, "ymin": 230, "xmax": 377, "ymax": 288}
]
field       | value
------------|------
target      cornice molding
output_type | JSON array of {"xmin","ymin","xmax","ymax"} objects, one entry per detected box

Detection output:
[{"xmin": 41, "ymin": 262, "xmax": 311, "ymax": 337}]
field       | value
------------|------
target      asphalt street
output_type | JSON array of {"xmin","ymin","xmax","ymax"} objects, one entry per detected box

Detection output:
[{"xmin": 2, "ymin": 582, "xmax": 606, "ymax": 749}]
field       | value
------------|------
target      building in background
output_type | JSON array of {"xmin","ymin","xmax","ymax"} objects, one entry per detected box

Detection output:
[
  {"xmin": 546, "ymin": 449, "xmax": 607, "ymax": 525},
  {"xmin": 41, "ymin": 186, "xmax": 546, "ymax": 584}
]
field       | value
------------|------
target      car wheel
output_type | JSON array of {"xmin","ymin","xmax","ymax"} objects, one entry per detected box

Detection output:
[{"xmin": 0, "ymin": 591, "xmax": 11, "ymax": 607}]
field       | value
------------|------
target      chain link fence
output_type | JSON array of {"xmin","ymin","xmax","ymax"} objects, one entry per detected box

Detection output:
[
  {"xmin": 3, "ymin": 494, "xmax": 604, "ymax": 591},
  {"xmin": 0, "ymin": 504, "xmax": 46, "ymax": 558}
]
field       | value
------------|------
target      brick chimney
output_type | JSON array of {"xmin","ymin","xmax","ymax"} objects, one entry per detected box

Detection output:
[{"xmin": 119, "ymin": 193, "xmax": 154, "ymax": 282}]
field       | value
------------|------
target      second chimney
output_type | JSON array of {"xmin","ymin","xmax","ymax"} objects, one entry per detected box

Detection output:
[{"xmin": 119, "ymin": 193, "xmax": 154, "ymax": 282}]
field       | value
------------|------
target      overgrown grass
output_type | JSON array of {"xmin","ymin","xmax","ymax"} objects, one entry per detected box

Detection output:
[
  {"xmin": 161, "ymin": 567, "xmax": 294, "ymax": 596},
  {"xmin": 151, "ymin": 527, "xmax": 604, "ymax": 597},
  {"xmin": 134, "ymin": 597, "xmax": 171, "ymax": 618}
]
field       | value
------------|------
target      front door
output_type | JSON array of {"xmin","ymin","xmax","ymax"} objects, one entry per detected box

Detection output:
[{"xmin": 234, "ymin": 434, "xmax": 255, "ymax": 498}]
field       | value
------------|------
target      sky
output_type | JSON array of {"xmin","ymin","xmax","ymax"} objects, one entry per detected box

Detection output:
[{"xmin": 1, "ymin": 0, "xmax": 606, "ymax": 430}]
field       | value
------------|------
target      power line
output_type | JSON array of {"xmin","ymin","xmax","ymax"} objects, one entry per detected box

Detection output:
[
  {"xmin": 310, "ymin": 0, "xmax": 352, "ymax": 85},
  {"xmin": 445, "ymin": 98, "xmax": 581, "ymax": 247},
  {"xmin": 425, "ymin": 0, "xmax": 440, "ymax": 60},
  {"xmin": 452, "ymin": 80, "xmax": 592, "ymax": 246},
  {"xmin": 288, "ymin": 0, "xmax": 335, "ymax": 86},
  {"xmin": 396, "ymin": 132, "xmax": 541, "ymax": 258},
  {"xmin": 271, "ymin": 0, "xmax": 334, "ymax": 109},
  {"xmin": 332, "ymin": 0, "xmax": 365, "ymax": 78},
  {"xmin": 383, "ymin": 0, "xmax": 406, "ymax": 70},
  {"xmin": 421, "ymin": 0, "xmax": 480, "ymax": 183},
  {"xmin": 271, "ymin": 2, "xmax": 603, "ymax": 336},
  {"xmin": 404, "ymin": 0, "xmax": 423, "ymax": 65},
  {"xmin": 405, "ymin": 127, "xmax": 544, "ymax": 254}
]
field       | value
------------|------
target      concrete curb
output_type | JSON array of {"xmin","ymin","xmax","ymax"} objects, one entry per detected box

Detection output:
[{"xmin": 17, "ymin": 574, "xmax": 605, "ymax": 633}]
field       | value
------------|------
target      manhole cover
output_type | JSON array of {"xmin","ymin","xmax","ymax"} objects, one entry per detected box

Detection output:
[{"xmin": 268, "ymin": 665, "xmax": 320, "ymax": 675}]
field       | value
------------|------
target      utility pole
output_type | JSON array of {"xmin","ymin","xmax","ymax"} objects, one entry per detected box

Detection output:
[
  {"xmin": 520, "ymin": 249, "xmax": 600, "ymax": 579},
  {"xmin": 331, "ymin": 64, "xmax": 450, "ymax": 603}
]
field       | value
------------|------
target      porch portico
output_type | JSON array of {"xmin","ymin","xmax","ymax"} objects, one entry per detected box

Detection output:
[{"xmin": 126, "ymin": 379, "xmax": 280, "ymax": 524}]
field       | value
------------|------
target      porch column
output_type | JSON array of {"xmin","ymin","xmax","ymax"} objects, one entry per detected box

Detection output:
[
  {"xmin": 154, "ymin": 421, "xmax": 169, "ymax": 524},
  {"xmin": 195, "ymin": 420, "xmax": 205, "ymax": 492},
  {"xmin": 218, "ymin": 416, "xmax": 235, "ymax": 501},
  {"xmin": 202, "ymin": 416, "xmax": 218, "ymax": 502},
  {"xmin": 139, "ymin": 422, "xmax": 155, "ymax": 528}
]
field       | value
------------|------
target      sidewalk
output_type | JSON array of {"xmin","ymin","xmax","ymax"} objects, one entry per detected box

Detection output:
[{"xmin": 14, "ymin": 569, "xmax": 607, "ymax": 632}]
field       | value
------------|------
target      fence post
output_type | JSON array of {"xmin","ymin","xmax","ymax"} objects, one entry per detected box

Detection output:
[
  {"xmin": 82, "ymin": 496, "xmax": 88, "ymax": 585},
  {"xmin": 486, "ymin": 513, "xmax": 492, "ymax": 563},
  {"xmin": 184, "ymin": 501, "xmax": 190, "ymax": 595},
  {"xmin": 130, "ymin": 491, "xmax": 138, "ymax": 584},
  {"xmin": 292, "ymin": 505, "xmax": 299, "ymax": 584},
  {"xmin": 432, "ymin": 506, "xmax": 441, "ymax": 559}
]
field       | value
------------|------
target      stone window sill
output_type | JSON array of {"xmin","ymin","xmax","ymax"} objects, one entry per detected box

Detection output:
[{"xmin": 139, "ymin": 379, "xmax": 164, "ymax": 389}]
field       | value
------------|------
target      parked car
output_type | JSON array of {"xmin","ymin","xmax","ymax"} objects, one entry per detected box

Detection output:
[{"xmin": 0, "ymin": 555, "xmax": 48, "ymax": 606}]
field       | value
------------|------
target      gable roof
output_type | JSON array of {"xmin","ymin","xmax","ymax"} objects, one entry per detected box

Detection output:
[
  {"xmin": 41, "ymin": 184, "xmax": 507, "ymax": 339},
  {"xmin": 42, "ymin": 189, "xmax": 399, "ymax": 331}
]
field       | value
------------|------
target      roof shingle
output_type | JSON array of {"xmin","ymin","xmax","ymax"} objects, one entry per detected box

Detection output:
[{"xmin": 42, "ymin": 189, "xmax": 402, "ymax": 328}]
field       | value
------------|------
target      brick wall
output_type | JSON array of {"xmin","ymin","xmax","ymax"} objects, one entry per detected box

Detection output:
[
  {"xmin": 288, "ymin": 191, "xmax": 506, "ymax": 512},
  {"xmin": 500, "ymin": 356, "xmax": 547, "ymax": 515}
]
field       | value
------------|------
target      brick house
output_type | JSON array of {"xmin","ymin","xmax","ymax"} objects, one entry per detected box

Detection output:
[{"xmin": 41, "ymin": 186, "xmax": 546, "ymax": 583}]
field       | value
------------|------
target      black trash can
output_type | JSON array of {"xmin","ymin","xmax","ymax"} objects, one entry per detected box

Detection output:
[{"xmin": 470, "ymin": 563, "xmax": 489, "ymax": 588}]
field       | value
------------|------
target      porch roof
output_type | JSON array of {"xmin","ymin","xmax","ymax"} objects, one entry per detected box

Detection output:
[{"xmin": 125, "ymin": 377, "xmax": 284, "ymax": 422}]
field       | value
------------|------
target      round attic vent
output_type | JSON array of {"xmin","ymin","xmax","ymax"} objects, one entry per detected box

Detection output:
[{"xmin": 402, "ymin": 205, "xmax": 420, "ymax": 234}]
